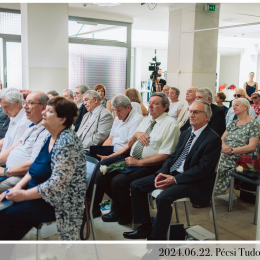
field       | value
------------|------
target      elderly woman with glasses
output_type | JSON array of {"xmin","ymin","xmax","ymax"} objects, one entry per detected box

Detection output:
[
  {"xmin": 215, "ymin": 98, "xmax": 260, "ymax": 193},
  {"xmin": 251, "ymin": 92, "xmax": 260, "ymax": 118},
  {"xmin": 0, "ymin": 97, "xmax": 86, "ymax": 240}
]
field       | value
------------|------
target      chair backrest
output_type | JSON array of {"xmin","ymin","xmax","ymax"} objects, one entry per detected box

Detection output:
[
  {"xmin": 86, "ymin": 155, "xmax": 99, "ymax": 191},
  {"xmin": 212, "ymin": 155, "xmax": 221, "ymax": 195}
]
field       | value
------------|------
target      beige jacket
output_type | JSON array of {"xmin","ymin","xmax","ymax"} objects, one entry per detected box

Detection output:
[{"xmin": 77, "ymin": 106, "xmax": 113, "ymax": 151}]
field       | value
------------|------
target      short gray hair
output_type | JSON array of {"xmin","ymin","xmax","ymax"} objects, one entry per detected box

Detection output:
[
  {"xmin": 196, "ymin": 88, "xmax": 213, "ymax": 103},
  {"xmin": 84, "ymin": 90, "xmax": 101, "ymax": 102},
  {"xmin": 233, "ymin": 98, "xmax": 250, "ymax": 115},
  {"xmin": 0, "ymin": 88, "xmax": 24, "ymax": 105},
  {"xmin": 62, "ymin": 89, "xmax": 73, "ymax": 97},
  {"xmin": 193, "ymin": 100, "xmax": 212, "ymax": 121},
  {"xmin": 38, "ymin": 93, "xmax": 49, "ymax": 105},
  {"xmin": 112, "ymin": 95, "xmax": 132, "ymax": 108},
  {"xmin": 169, "ymin": 87, "xmax": 180, "ymax": 96},
  {"xmin": 150, "ymin": 92, "xmax": 170, "ymax": 113},
  {"xmin": 75, "ymin": 84, "xmax": 90, "ymax": 95},
  {"xmin": 251, "ymin": 92, "xmax": 260, "ymax": 97}
]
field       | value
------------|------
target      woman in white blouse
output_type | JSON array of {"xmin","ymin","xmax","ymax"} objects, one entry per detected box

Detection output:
[{"xmin": 168, "ymin": 87, "xmax": 184, "ymax": 119}]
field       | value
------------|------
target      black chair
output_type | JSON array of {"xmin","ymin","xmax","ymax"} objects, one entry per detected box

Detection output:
[{"xmin": 228, "ymin": 170, "xmax": 260, "ymax": 225}]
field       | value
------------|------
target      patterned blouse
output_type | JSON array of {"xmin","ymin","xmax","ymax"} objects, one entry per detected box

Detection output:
[
  {"xmin": 251, "ymin": 104, "xmax": 260, "ymax": 117},
  {"xmin": 37, "ymin": 128, "xmax": 86, "ymax": 240},
  {"xmin": 101, "ymin": 98, "xmax": 108, "ymax": 108}
]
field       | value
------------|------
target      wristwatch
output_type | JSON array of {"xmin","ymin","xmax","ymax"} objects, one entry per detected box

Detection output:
[
  {"xmin": 4, "ymin": 168, "xmax": 10, "ymax": 177},
  {"xmin": 231, "ymin": 148, "xmax": 234, "ymax": 155}
]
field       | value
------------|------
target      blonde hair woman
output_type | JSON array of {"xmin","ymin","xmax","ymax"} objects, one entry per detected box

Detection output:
[{"xmin": 125, "ymin": 88, "xmax": 148, "ymax": 116}]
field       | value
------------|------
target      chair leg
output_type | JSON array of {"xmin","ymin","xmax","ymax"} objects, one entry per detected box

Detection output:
[
  {"xmin": 174, "ymin": 202, "xmax": 180, "ymax": 223},
  {"xmin": 228, "ymin": 177, "xmax": 235, "ymax": 212},
  {"xmin": 184, "ymin": 201, "xmax": 190, "ymax": 227},
  {"xmin": 254, "ymin": 186, "xmax": 259, "ymax": 225},
  {"xmin": 148, "ymin": 194, "xmax": 154, "ymax": 209},
  {"xmin": 90, "ymin": 212, "xmax": 97, "ymax": 240},
  {"xmin": 211, "ymin": 194, "xmax": 219, "ymax": 240},
  {"xmin": 36, "ymin": 223, "xmax": 43, "ymax": 241},
  {"xmin": 166, "ymin": 223, "xmax": 171, "ymax": 240}
]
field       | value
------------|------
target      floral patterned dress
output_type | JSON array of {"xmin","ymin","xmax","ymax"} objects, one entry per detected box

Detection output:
[
  {"xmin": 251, "ymin": 104, "xmax": 260, "ymax": 117},
  {"xmin": 215, "ymin": 119, "xmax": 260, "ymax": 193}
]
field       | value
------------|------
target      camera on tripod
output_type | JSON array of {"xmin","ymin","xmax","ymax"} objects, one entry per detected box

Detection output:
[{"xmin": 149, "ymin": 49, "xmax": 161, "ymax": 92}]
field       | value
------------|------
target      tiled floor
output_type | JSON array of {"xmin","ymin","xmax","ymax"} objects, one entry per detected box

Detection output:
[{"xmin": 22, "ymin": 188, "xmax": 257, "ymax": 241}]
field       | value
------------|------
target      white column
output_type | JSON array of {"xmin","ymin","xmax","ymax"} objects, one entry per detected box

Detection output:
[
  {"xmin": 167, "ymin": 4, "xmax": 220, "ymax": 104},
  {"xmin": 21, "ymin": 3, "xmax": 69, "ymax": 93},
  {"xmin": 238, "ymin": 44, "xmax": 259, "ymax": 89}
]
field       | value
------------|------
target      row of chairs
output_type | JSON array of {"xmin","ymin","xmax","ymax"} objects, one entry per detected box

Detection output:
[{"xmin": 37, "ymin": 155, "xmax": 260, "ymax": 240}]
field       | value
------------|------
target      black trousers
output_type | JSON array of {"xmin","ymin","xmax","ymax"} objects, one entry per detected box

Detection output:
[
  {"xmin": 93, "ymin": 158, "xmax": 161, "ymax": 216},
  {"xmin": 130, "ymin": 174, "xmax": 190, "ymax": 240}
]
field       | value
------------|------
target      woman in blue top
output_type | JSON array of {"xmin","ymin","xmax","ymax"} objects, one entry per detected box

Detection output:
[
  {"xmin": 244, "ymin": 72, "xmax": 258, "ymax": 105},
  {"xmin": 0, "ymin": 97, "xmax": 86, "ymax": 240}
]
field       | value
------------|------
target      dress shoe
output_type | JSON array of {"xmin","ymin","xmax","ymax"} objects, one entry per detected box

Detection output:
[
  {"xmin": 123, "ymin": 225, "xmax": 148, "ymax": 239},
  {"xmin": 118, "ymin": 213, "xmax": 132, "ymax": 225},
  {"xmin": 102, "ymin": 211, "xmax": 120, "ymax": 222}
]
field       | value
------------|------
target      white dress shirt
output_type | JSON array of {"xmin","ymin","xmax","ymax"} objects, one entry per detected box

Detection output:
[
  {"xmin": 110, "ymin": 109, "xmax": 143, "ymax": 152},
  {"xmin": 176, "ymin": 124, "xmax": 208, "ymax": 173},
  {"xmin": 6, "ymin": 122, "xmax": 48, "ymax": 168},
  {"xmin": 1, "ymin": 108, "xmax": 31, "ymax": 152},
  {"xmin": 81, "ymin": 105, "xmax": 102, "ymax": 139},
  {"xmin": 130, "ymin": 112, "xmax": 180, "ymax": 159}
]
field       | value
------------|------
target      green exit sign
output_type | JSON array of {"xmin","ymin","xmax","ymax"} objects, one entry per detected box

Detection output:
[{"xmin": 205, "ymin": 4, "xmax": 215, "ymax": 12}]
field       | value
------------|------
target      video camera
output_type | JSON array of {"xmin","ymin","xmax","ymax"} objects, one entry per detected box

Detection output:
[{"xmin": 149, "ymin": 49, "xmax": 161, "ymax": 92}]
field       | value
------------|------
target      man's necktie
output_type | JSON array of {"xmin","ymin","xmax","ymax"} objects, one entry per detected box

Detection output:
[
  {"xmin": 178, "ymin": 107, "xmax": 189, "ymax": 128},
  {"xmin": 132, "ymin": 120, "xmax": 157, "ymax": 159},
  {"xmin": 170, "ymin": 133, "xmax": 196, "ymax": 173},
  {"xmin": 233, "ymin": 114, "xmax": 238, "ymax": 120}
]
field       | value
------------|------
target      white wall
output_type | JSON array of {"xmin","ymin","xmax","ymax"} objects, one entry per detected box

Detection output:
[
  {"xmin": 219, "ymin": 55, "xmax": 240, "ymax": 88},
  {"xmin": 141, "ymin": 48, "xmax": 168, "ymax": 82}
]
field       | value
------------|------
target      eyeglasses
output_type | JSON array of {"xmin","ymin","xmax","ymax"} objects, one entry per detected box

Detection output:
[
  {"xmin": 233, "ymin": 94, "xmax": 243, "ymax": 98},
  {"xmin": 22, "ymin": 101, "xmax": 42, "ymax": 107},
  {"xmin": 252, "ymin": 96, "xmax": 259, "ymax": 99},
  {"xmin": 189, "ymin": 110, "xmax": 206, "ymax": 115},
  {"xmin": 73, "ymin": 92, "xmax": 80, "ymax": 96}
]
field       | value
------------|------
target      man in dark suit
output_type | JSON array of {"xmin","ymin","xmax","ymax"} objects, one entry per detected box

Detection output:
[
  {"xmin": 180, "ymin": 88, "xmax": 226, "ymax": 137},
  {"xmin": 123, "ymin": 100, "xmax": 221, "ymax": 243},
  {"xmin": 73, "ymin": 84, "xmax": 89, "ymax": 131}
]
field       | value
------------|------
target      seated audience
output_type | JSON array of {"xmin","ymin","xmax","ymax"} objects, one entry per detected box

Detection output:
[
  {"xmin": 125, "ymin": 88, "xmax": 148, "ymax": 116},
  {"xmin": 0, "ymin": 92, "xmax": 49, "ymax": 193},
  {"xmin": 124, "ymin": 100, "xmax": 221, "ymax": 242},
  {"xmin": 0, "ymin": 97, "xmax": 86, "ymax": 240},
  {"xmin": 62, "ymin": 89, "xmax": 74, "ymax": 101},
  {"xmin": 226, "ymin": 89, "xmax": 255, "ymax": 125},
  {"xmin": 73, "ymin": 84, "xmax": 90, "ymax": 132},
  {"xmin": 94, "ymin": 84, "xmax": 112, "ymax": 113},
  {"xmin": 215, "ymin": 92, "xmax": 229, "ymax": 115},
  {"xmin": 168, "ymin": 87, "xmax": 184, "ymax": 119},
  {"xmin": 251, "ymin": 92, "xmax": 260, "ymax": 118},
  {"xmin": 47, "ymin": 90, "xmax": 59, "ymax": 100},
  {"xmin": 89, "ymin": 95, "xmax": 143, "ymax": 217},
  {"xmin": 215, "ymin": 98, "xmax": 260, "ymax": 193},
  {"xmin": 0, "ymin": 107, "xmax": 10, "ymax": 139},
  {"xmin": 177, "ymin": 87, "xmax": 198, "ymax": 127},
  {"xmin": 181, "ymin": 88, "xmax": 226, "ymax": 137},
  {"xmin": 76, "ymin": 90, "xmax": 113, "ymax": 152},
  {"xmin": 0, "ymin": 88, "xmax": 31, "ymax": 152},
  {"xmin": 93, "ymin": 92, "xmax": 180, "ymax": 225},
  {"xmin": 162, "ymin": 85, "xmax": 170, "ymax": 97}
]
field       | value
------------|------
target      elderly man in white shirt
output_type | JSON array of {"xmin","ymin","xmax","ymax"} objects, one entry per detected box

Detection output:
[
  {"xmin": 90, "ymin": 95, "xmax": 143, "ymax": 217},
  {"xmin": 0, "ymin": 88, "xmax": 31, "ymax": 152},
  {"xmin": 93, "ymin": 92, "xmax": 180, "ymax": 225},
  {"xmin": 0, "ymin": 92, "xmax": 49, "ymax": 193}
]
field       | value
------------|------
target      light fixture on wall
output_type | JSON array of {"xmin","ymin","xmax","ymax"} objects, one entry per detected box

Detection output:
[{"xmin": 92, "ymin": 3, "xmax": 120, "ymax": 7}]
